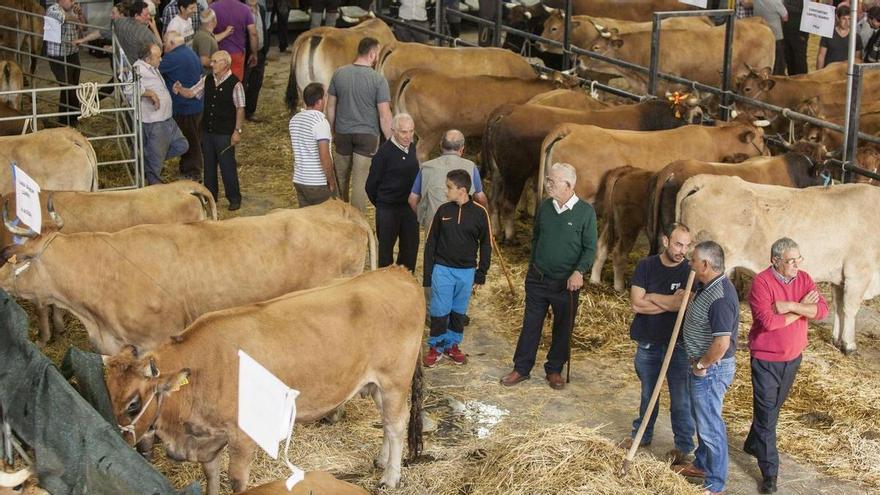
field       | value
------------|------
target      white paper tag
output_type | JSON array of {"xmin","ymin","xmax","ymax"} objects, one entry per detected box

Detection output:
[
  {"xmin": 43, "ymin": 15, "xmax": 62, "ymax": 44},
  {"xmin": 800, "ymin": 1, "xmax": 836, "ymax": 38},
  {"xmin": 12, "ymin": 164, "xmax": 41, "ymax": 234},
  {"xmin": 284, "ymin": 467, "xmax": 305, "ymax": 491},
  {"xmin": 679, "ymin": 0, "xmax": 707, "ymax": 7}
]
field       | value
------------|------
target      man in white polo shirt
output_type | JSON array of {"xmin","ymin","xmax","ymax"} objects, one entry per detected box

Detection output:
[{"xmin": 289, "ymin": 82, "xmax": 336, "ymax": 207}]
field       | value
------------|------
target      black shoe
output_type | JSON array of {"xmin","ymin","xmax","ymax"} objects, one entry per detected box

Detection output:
[
  {"xmin": 228, "ymin": 201, "xmax": 241, "ymax": 211},
  {"xmin": 463, "ymin": 314, "xmax": 471, "ymax": 326},
  {"xmin": 760, "ymin": 475, "xmax": 777, "ymax": 494}
]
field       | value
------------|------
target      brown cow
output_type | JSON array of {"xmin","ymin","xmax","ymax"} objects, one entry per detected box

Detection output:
[
  {"xmin": 590, "ymin": 166, "xmax": 654, "ymax": 292},
  {"xmin": 395, "ymin": 69, "xmax": 568, "ymax": 160},
  {"xmin": 239, "ymin": 474, "xmax": 368, "ymax": 494},
  {"xmin": 581, "ymin": 18, "xmax": 775, "ymax": 93},
  {"xmin": 0, "ymin": 60, "xmax": 24, "ymax": 110},
  {"xmin": 1, "ymin": 180, "xmax": 217, "ymax": 345},
  {"xmin": 0, "ymin": 200, "xmax": 376, "ymax": 353},
  {"xmin": 285, "ymin": 18, "xmax": 395, "ymax": 110},
  {"xmin": 103, "ymin": 267, "xmax": 424, "ymax": 494},
  {"xmin": 378, "ymin": 42, "xmax": 538, "ymax": 98},
  {"xmin": 538, "ymin": 121, "xmax": 768, "ymax": 206},
  {"xmin": 542, "ymin": 0, "xmax": 696, "ymax": 20},
  {"xmin": 484, "ymin": 97, "xmax": 704, "ymax": 241},
  {"xmin": 0, "ymin": 0, "xmax": 43, "ymax": 82},
  {"xmin": 677, "ymin": 175, "xmax": 880, "ymax": 353},
  {"xmin": 525, "ymin": 88, "xmax": 610, "ymax": 111},
  {"xmin": 0, "ymin": 128, "xmax": 98, "ymax": 192}
]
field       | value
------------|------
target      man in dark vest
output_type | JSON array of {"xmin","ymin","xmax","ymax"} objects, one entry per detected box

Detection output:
[{"xmin": 173, "ymin": 49, "xmax": 245, "ymax": 210}]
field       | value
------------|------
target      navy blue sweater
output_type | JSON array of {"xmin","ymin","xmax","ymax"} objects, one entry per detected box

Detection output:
[{"xmin": 366, "ymin": 140, "xmax": 419, "ymax": 207}]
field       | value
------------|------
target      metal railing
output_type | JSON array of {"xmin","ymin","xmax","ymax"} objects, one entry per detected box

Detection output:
[{"xmin": 0, "ymin": 3, "xmax": 144, "ymax": 189}]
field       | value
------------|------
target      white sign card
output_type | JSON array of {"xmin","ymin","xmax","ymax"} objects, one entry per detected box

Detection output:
[
  {"xmin": 42, "ymin": 15, "xmax": 62, "ymax": 44},
  {"xmin": 679, "ymin": 0, "xmax": 708, "ymax": 8},
  {"xmin": 12, "ymin": 164, "xmax": 41, "ymax": 234},
  {"xmin": 237, "ymin": 350, "xmax": 305, "ymax": 490},
  {"xmin": 800, "ymin": 1, "xmax": 836, "ymax": 38}
]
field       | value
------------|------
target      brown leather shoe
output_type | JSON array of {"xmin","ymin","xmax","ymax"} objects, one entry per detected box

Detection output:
[
  {"xmin": 500, "ymin": 370, "xmax": 530, "ymax": 386},
  {"xmin": 546, "ymin": 372, "xmax": 565, "ymax": 390},
  {"xmin": 672, "ymin": 462, "xmax": 705, "ymax": 478}
]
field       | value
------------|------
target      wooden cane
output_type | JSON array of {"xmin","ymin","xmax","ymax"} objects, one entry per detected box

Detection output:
[
  {"xmin": 489, "ymin": 234, "xmax": 516, "ymax": 296},
  {"xmin": 621, "ymin": 270, "xmax": 696, "ymax": 475}
]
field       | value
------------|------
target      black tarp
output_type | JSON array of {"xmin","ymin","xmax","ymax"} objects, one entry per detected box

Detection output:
[{"xmin": 0, "ymin": 289, "xmax": 200, "ymax": 495}]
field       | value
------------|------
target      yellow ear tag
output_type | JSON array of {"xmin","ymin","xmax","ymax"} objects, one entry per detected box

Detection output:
[{"xmin": 178, "ymin": 376, "xmax": 189, "ymax": 387}]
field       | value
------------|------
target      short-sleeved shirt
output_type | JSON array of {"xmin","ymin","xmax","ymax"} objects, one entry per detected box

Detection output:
[
  {"xmin": 114, "ymin": 17, "xmax": 157, "ymax": 64},
  {"xmin": 753, "ymin": 0, "xmax": 787, "ymax": 40},
  {"xmin": 289, "ymin": 109, "xmax": 333, "ymax": 186},
  {"xmin": 629, "ymin": 255, "xmax": 691, "ymax": 345},
  {"xmin": 328, "ymin": 64, "xmax": 391, "ymax": 136},
  {"xmin": 211, "ymin": 0, "xmax": 254, "ymax": 54},
  {"xmin": 46, "ymin": 3, "xmax": 78, "ymax": 57},
  {"xmin": 411, "ymin": 157, "xmax": 483, "ymax": 230},
  {"xmin": 682, "ymin": 274, "xmax": 740, "ymax": 360},
  {"xmin": 821, "ymin": 28, "xmax": 863, "ymax": 66},
  {"xmin": 191, "ymin": 29, "xmax": 218, "ymax": 74},
  {"xmin": 166, "ymin": 15, "xmax": 195, "ymax": 46}
]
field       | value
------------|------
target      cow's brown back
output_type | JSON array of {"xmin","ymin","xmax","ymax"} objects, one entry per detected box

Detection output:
[{"xmin": 0, "ymin": 128, "xmax": 98, "ymax": 192}]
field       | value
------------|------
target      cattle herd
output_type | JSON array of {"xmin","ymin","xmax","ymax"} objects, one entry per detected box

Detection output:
[{"xmin": 2, "ymin": 0, "xmax": 880, "ymax": 493}]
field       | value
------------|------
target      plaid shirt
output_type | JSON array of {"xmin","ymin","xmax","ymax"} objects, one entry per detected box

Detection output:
[
  {"xmin": 161, "ymin": 0, "xmax": 204, "ymax": 34},
  {"xmin": 189, "ymin": 70, "xmax": 245, "ymax": 108},
  {"xmin": 736, "ymin": 0, "xmax": 754, "ymax": 19},
  {"xmin": 45, "ymin": 3, "xmax": 79, "ymax": 57}
]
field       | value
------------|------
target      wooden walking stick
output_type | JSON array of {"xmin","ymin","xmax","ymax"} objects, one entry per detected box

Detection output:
[
  {"xmin": 621, "ymin": 269, "xmax": 696, "ymax": 475},
  {"xmin": 489, "ymin": 232, "xmax": 516, "ymax": 297}
]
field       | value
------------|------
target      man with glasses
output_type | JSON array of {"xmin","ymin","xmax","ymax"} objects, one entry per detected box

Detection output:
[{"xmin": 744, "ymin": 237, "xmax": 828, "ymax": 494}]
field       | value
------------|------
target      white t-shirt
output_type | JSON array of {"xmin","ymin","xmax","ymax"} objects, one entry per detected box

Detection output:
[
  {"xmin": 289, "ymin": 109, "xmax": 333, "ymax": 186},
  {"xmin": 166, "ymin": 15, "xmax": 195, "ymax": 46}
]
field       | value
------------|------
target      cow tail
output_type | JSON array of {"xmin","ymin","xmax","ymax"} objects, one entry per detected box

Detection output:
[
  {"xmin": 348, "ymin": 205, "xmax": 378, "ymax": 270},
  {"xmin": 394, "ymin": 72, "xmax": 414, "ymax": 116},
  {"xmin": 406, "ymin": 353, "xmax": 424, "ymax": 463},
  {"xmin": 597, "ymin": 167, "xmax": 626, "ymax": 242},
  {"xmin": 190, "ymin": 190, "xmax": 218, "ymax": 220},
  {"xmin": 537, "ymin": 126, "xmax": 569, "ymax": 212},
  {"xmin": 284, "ymin": 37, "xmax": 303, "ymax": 110},
  {"xmin": 648, "ymin": 172, "xmax": 675, "ymax": 255}
]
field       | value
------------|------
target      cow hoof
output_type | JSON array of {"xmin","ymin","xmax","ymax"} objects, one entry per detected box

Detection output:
[
  {"xmin": 36, "ymin": 339, "xmax": 49, "ymax": 348},
  {"xmin": 378, "ymin": 477, "xmax": 400, "ymax": 489},
  {"xmin": 843, "ymin": 347, "xmax": 859, "ymax": 357}
]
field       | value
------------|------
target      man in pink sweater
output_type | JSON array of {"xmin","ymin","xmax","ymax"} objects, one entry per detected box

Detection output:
[{"xmin": 745, "ymin": 237, "xmax": 828, "ymax": 494}]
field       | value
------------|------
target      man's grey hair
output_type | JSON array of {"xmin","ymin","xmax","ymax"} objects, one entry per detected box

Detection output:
[
  {"xmin": 694, "ymin": 240, "xmax": 725, "ymax": 273},
  {"xmin": 213, "ymin": 50, "xmax": 232, "ymax": 66},
  {"xmin": 771, "ymin": 237, "xmax": 799, "ymax": 260},
  {"xmin": 441, "ymin": 129, "xmax": 465, "ymax": 152},
  {"xmin": 139, "ymin": 43, "xmax": 159, "ymax": 60},
  {"xmin": 164, "ymin": 30, "xmax": 184, "ymax": 47},
  {"xmin": 200, "ymin": 7, "xmax": 216, "ymax": 25},
  {"xmin": 392, "ymin": 112, "xmax": 413, "ymax": 130},
  {"xmin": 550, "ymin": 162, "xmax": 577, "ymax": 187}
]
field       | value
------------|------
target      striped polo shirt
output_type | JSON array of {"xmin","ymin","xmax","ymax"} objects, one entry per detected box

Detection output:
[
  {"xmin": 289, "ymin": 109, "xmax": 333, "ymax": 186},
  {"xmin": 682, "ymin": 274, "xmax": 740, "ymax": 360}
]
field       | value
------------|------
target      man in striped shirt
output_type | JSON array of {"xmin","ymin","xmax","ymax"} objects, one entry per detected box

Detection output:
[
  {"xmin": 46, "ymin": 0, "xmax": 81, "ymax": 126},
  {"xmin": 289, "ymin": 83, "xmax": 335, "ymax": 207},
  {"xmin": 675, "ymin": 240, "xmax": 739, "ymax": 495}
]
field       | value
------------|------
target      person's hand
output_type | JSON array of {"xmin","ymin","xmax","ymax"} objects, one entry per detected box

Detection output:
[
  {"xmin": 671, "ymin": 288, "xmax": 685, "ymax": 307},
  {"xmin": 567, "ymin": 271, "xmax": 584, "ymax": 291},
  {"xmin": 472, "ymin": 283, "xmax": 483, "ymax": 294},
  {"xmin": 773, "ymin": 300, "xmax": 791, "ymax": 314},
  {"xmin": 231, "ymin": 130, "xmax": 241, "ymax": 146},
  {"xmin": 72, "ymin": 38, "xmax": 85, "ymax": 46},
  {"xmin": 692, "ymin": 363, "xmax": 708, "ymax": 377},
  {"xmin": 172, "ymin": 81, "xmax": 182, "ymax": 94},
  {"xmin": 223, "ymin": 25, "xmax": 234, "ymax": 36},
  {"xmin": 143, "ymin": 90, "xmax": 160, "ymax": 109},
  {"xmin": 801, "ymin": 290, "xmax": 819, "ymax": 305},
  {"xmin": 247, "ymin": 53, "xmax": 257, "ymax": 68}
]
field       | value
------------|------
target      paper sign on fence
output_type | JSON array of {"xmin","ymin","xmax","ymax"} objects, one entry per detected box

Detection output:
[
  {"xmin": 800, "ymin": 1, "xmax": 836, "ymax": 38},
  {"xmin": 43, "ymin": 15, "xmax": 62, "ymax": 44},
  {"xmin": 12, "ymin": 164, "xmax": 41, "ymax": 234},
  {"xmin": 679, "ymin": 0, "xmax": 708, "ymax": 8}
]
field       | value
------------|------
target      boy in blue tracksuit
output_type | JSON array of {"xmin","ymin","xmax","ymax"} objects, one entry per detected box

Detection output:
[{"xmin": 422, "ymin": 169, "xmax": 492, "ymax": 367}]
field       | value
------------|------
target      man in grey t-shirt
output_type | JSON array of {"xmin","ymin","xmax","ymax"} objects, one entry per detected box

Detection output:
[
  {"xmin": 753, "ymin": 0, "xmax": 788, "ymax": 75},
  {"xmin": 326, "ymin": 37, "xmax": 393, "ymax": 212}
]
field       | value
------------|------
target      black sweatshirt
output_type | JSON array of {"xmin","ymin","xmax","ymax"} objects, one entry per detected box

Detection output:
[
  {"xmin": 423, "ymin": 199, "xmax": 492, "ymax": 287},
  {"xmin": 365, "ymin": 139, "xmax": 420, "ymax": 207}
]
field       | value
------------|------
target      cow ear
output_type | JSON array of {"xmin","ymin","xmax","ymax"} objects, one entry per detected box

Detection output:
[
  {"xmin": 739, "ymin": 130, "xmax": 756, "ymax": 143},
  {"xmin": 571, "ymin": 20, "xmax": 581, "ymax": 28},
  {"xmin": 158, "ymin": 368, "xmax": 191, "ymax": 395},
  {"xmin": 758, "ymin": 66, "xmax": 772, "ymax": 79},
  {"xmin": 611, "ymin": 38, "xmax": 624, "ymax": 49},
  {"xmin": 122, "ymin": 344, "xmax": 139, "ymax": 359},
  {"xmin": 759, "ymin": 79, "xmax": 776, "ymax": 91},
  {"xmin": 141, "ymin": 357, "xmax": 159, "ymax": 378}
]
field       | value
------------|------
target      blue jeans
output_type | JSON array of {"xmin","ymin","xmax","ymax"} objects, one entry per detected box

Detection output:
[
  {"xmin": 143, "ymin": 118, "xmax": 188, "ymax": 185},
  {"xmin": 631, "ymin": 342, "xmax": 695, "ymax": 454},
  {"xmin": 428, "ymin": 265, "xmax": 475, "ymax": 350},
  {"xmin": 689, "ymin": 356, "xmax": 736, "ymax": 493}
]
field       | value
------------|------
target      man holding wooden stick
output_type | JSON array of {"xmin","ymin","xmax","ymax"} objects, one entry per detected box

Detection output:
[
  {"xmin": 674, "ymin": 241, "xmax": 739, "ymax": 495},
  {"xmin": 622, "ymin": 223, "xmax": 695, "ymax": 465}
]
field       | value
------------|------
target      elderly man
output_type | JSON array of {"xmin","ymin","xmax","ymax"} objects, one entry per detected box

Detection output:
[
  {"xmin": 366, "ymin": 113, "xmax": 420, "ymax": 272},
  {"xmin": 623, "ymin": 222, "xmax": 695, "ymax": 465},
  {"xmin": 408, "ymin": 130, "xmax": 488, "ymax": 233},
  {"xmin": 115, "ymin": 1, "xmax": 162, "ymax": 64},
  {"xmin": 210, "ymin": 0, "xmax": 258, "ymax": 80},
  {"xmin": 674, "ymin": 241, "xmax": 739, "ymax": 495},
  {"xmin": 501, "ymin": 163, "xmax": 597, "ymax": 390},
  {"xmin": 745, "ymin": 237, "xmax": 828, "ymax": 494},
  {"xmin": 159, "ymin": 30, "xmax": 204, "ymax": 181},
  {"xmin": 132, "ymin": 44, "xmax": 189, "ymax": 185},
  {"xmin": 289, "ymin": 82, "xmax": 335, "ymax": 207},
  {"xmin": 173, "ymin": 50, "xmax": 245, "ymax": 210},
  {"xmin": 192, "ymin": 8, "xmax": 232, "ymax": 74},
  {"xmin": 327, "ymin": 37, "xmax": 393, "ymax": 212}
]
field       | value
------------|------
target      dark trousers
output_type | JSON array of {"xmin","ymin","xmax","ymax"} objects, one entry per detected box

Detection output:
[
  {"xmin": 513, "ymin": 264, "xmax": 580, "ymax": 376},
  {"xmin": 773, "ymin": 39, "xmax": 786, "ymax": 75},
  {"xmin": 375, "ymin": 205, "xmax": 419, "ymax": 272},
  {"xmin": 173, "ymin": 112, "xmax": 203, "ymax": 179},
  {"xmin": 272, "ymin": 0, "xmax": 290, "ymax": 51},
  {"xmin": 744, "ymin": 354, "xmax": 802, "ymax": 478},
  {"xmin": 201, "ymin": 131, "xmax": 241, "ymax": 204},
  {"xmin": 49, "ymin": 52, "xmax": 81, "ymax": 126},
  {"xmin": 244, "ymin": 49, "xmax": 266, "ymax": 118},
  {"xmin": 782, "ymin": 26, "xmax": 808, "ymax": 75}
]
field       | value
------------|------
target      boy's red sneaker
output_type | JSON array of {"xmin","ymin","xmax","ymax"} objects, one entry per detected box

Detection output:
[
  {"xmin": 423, "ymin": 347, "xmax": 443, "ymax": 367},
  {"xmin": 444, "ymin": 344, "xmax": 468, "ymax": 365}
]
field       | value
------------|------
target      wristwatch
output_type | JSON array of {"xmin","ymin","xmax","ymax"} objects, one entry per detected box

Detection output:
[{"xmin": 696, "ymin": 361, "xmax": 706, "ymax": 370}]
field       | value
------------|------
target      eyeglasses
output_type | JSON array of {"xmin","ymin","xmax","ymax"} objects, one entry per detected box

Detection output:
[
  {"xmin": 545, "ymin": 177, "xmax": 567, "ymax": 186},
  {"xmin": 776, "ymin": 255, "xmax": 804, "ymax": 266}
]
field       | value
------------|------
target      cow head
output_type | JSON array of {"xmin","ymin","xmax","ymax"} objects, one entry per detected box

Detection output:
[
  {"xmin": 736, "ymin": 64, "xmax": 775, "ymax": 100},
  {"xmin": 794, "ymin": 96, "xmax": 829, "ymax": 145},
  {"xmin": 104, "ymin": 345, "xmax": 191, "ymax": 446},
  {"xmin": 537, "ymin": 10, "xmax": 565, "ymax": 52},
  {"xmin": 506, "ymin": 3, "xmax": 548, "ymax": 33},
  {"xmin": 665, "ymin": 91, "xmax": 705, "ymax": 124},
  {"xmin": 576, "ymin": 28, "xmax": 624, "ymax": 76}
]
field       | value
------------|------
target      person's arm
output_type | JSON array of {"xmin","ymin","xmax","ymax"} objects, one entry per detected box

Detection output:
[
  {"xmin": 247, "ymin": 22, "xmax": 258, "ymax": 67},
  {"xmin": 694, "ymin": 335, "xmax": 731, "ymax": 373},
  {"xmin": 73, "ymin": 29, "xmax": 103, "ymax": 46},
  {"xmin": 318, "ymin": 140, "xmax": 335, "ymax": 191},
  {"xmin": 645, "ymin": 290, "xmax": 685, "ymax": 313},
  {"xmin": 471, "ymin": 166, "xmax": 489, "ymax": 209},
  {"xmin": 569, "ymin": 205, "xmax": 598, "ymax": 291},
  {"xmin": 148, "ymin": 17, "xmax": 162, "ymax": 44},
  {"xmin": 326, "ymin": 94, "xmax": 337, "ymax": 130},
  {"xmin": 378, "ymin": 101, "xmax": 392, "ymax": 140},
  {"xmin": 529, "ymin": 202, "xmax": 542, "ymax": 262},
  {"xmin": 630, "ymin": 285, "xmax": 665, "ymax": 315},
  {"xmin": 365, "ymin": 148, "xmax": 385, "ymax": 206},
  {"xmin": 422, "ymin": 207, "xmax": 442, "ymax": 287},
  {"xmin": 172, "ymin": 75, "xmax": 205, "ymax": 98},
  {"xmin": 749, "ymin": 275, "xmax": 801, "ymax": 331},
  {"xmin": 474, "ymin": 204, "xmax": 492, "ymax": 289},
  {"xmin": 693, "ymin": 295, "xmax": 737, "ymax": 373},
  {"xmin": 408, "ymin": 169, "xmax": 423, "ymax": 214},
  {"xmin": 142, "ymin": 89, "xmax": 161, "ymax": 109},
  {"xmin": 215, "ymin": 25, "xmax": 234, "ymax": 42},
  {"xmin": 408, "ymin": 193, "xmax": 420, "ymax": 213},
  {"xmin": 231, "ymin": 82, "xmax": 245, "ymax": 146},
  {"xmin": 817, "ymin": 45, "xmax": 828, "ymax": 69}
]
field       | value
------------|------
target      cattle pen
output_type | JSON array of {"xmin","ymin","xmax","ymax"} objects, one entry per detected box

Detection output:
[{"xmin": 3, "ymin": 2, "xmax": 880, "ymax": 495}]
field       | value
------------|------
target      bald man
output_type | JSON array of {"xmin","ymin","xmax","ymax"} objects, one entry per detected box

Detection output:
[{"xmin": 160, "ymin": 30, "xmax": 204, "ymax": 181}]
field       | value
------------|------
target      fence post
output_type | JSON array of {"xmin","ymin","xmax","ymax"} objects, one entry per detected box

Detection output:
[
  {"xmin": 720, "ymin": 11, "xmax": 735, "ymax": 121},
  {"xmin": 562, "ymin": 0, "xmax": 572, "ymax": 70},
  {"xmin": 647, "ymin": 13, "xmax": 661, "ymax": 97},
  {"xmin": 493, "ymin": 0, "xmax": 503, "ymax": 46},
  {"xmin": 843, "ymin": 64, "xmax": 864, "ymax": 183},
  {"xmin": 436, "ymin": 0, "xmax": 446, "ymax": 45}
]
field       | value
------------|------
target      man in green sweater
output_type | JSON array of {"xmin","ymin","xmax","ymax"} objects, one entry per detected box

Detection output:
[{"xmin": 501, "ymin": 162, "xmax": 597, "ymax": 390}]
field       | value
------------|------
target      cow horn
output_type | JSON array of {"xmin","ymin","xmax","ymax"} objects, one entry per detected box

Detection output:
[
  {"xmin": 593, "ymin": 23, "xmax": 604, "ymax": 31},
  {"xmin": 47, "ymin": 193, "xmax": 64, "ymax": 230},
  {"xmin": 504, "ymin": 2, "xmax": 518, "ymax": 8},
  {"xmin": 524, "ymin": 10, "xmax": 532, "ymax": 19},
  {"xmin": 2, "ymin": 199, "xmax": 36, "ymax": 238},
  {"xmin": 0, "ymin": 467, "xmax": 32, "ymax": 488},
  {"xmin": 600, "ymin": 30, "xmax": 611, "ymax": 38},
  {"xmin": 752, "ymin": 119, "xmax": 771, "ymax": 128},
  {"xmin": 543, "ymin": 5, "xmax": 556, "ymax": 13}
]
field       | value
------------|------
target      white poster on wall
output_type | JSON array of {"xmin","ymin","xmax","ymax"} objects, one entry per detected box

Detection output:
[
  {"xmin": 12, "ymin": 164, "xmax": 41, "ymax": 234},
  {"xmin": 679, "ymin": 0, "xmax": 708, "ymax": 7},
  {"xmin": 800, "ymin": 1, "xmax": 836, "ymax": 38}
]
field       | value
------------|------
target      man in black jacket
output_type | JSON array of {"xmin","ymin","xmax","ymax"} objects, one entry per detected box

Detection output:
[{"xmin": 422, "ymin": 169, "xmax": 492, "ymax": 367}]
